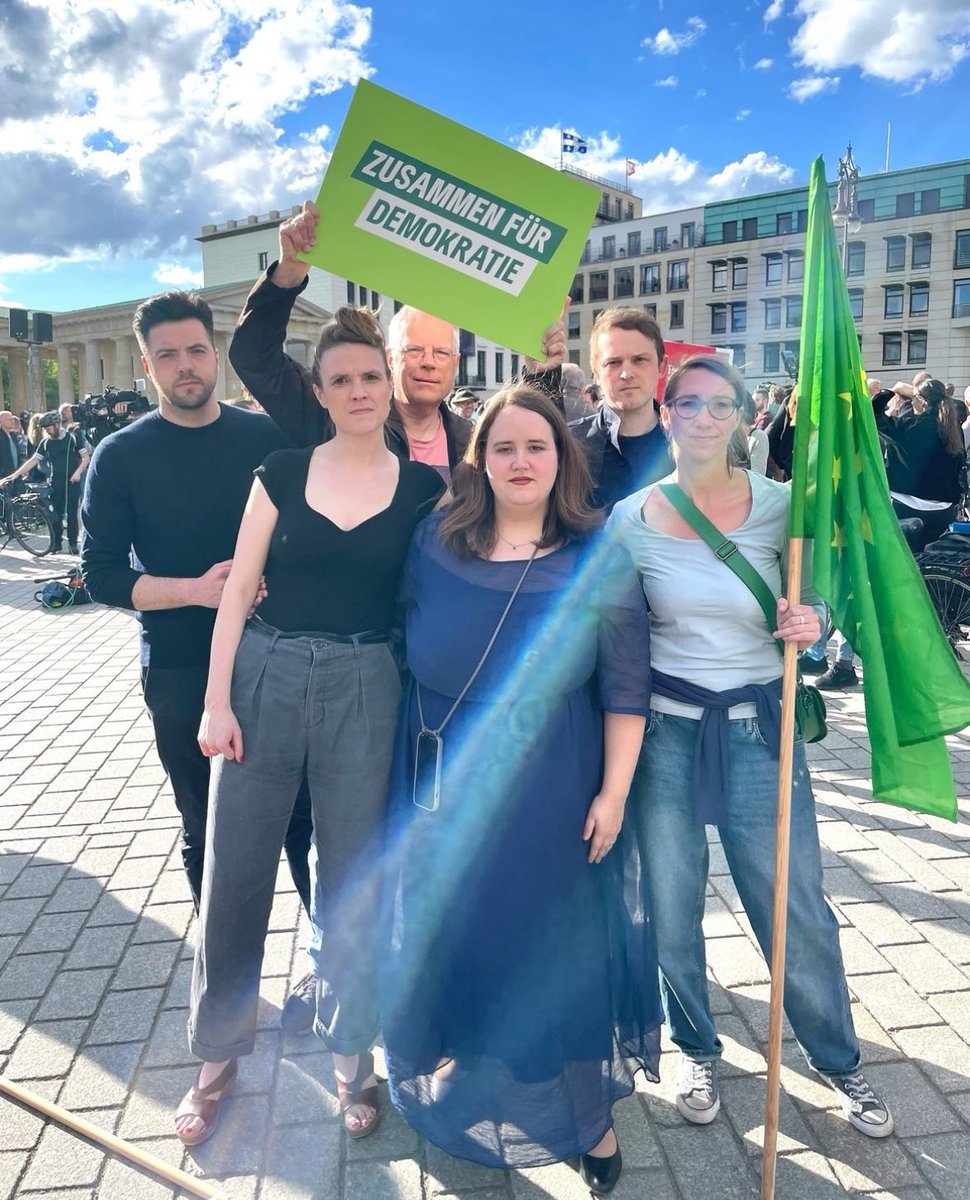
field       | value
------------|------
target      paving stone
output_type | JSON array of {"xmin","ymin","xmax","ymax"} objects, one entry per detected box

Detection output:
[
  {"xmin": 261, "ymin": 1121, "xmax": 343, "ymax": 1199},
  {"xmin": 17, "ymin": 911, "xmax": 86, "ymax": 956},
  {"xmin": 18, "ymin": 1119, "xmax": 110, "ymax": 1190},
  {"xmin": 0, "ymin": 1151, "xmax": 27, "ymax": 1200},
  {"xmin": 65, "ymin": 924, "xmax": 132, "ymax": 969},
  {"xmin": 656, "ymin": 1123, "xmax": 759, "ymax": 1198},
  {"xmin": 117, "ymin": 1063, "xmax": 197, "ymax": 1139},
  {"xmin": 3, "ymin": 863, "xmax": 68, "ymax": 899},
  {"xmin": 719, "ymin": 1072, "xmax": 814, "ymax": 1156},
  {"xmin": 86, "ymin": 887, "xmax": 149, "ymax": 926},
  {"xmin": 905, "ymin": 1132, "xmax": 970, "ymax": 1200},
  {"xmin": 768, "ymin": 1150, "xmax": 847, "ymax": 1199},
  {"xmin": 0, "ymin": 897, "xmax": 45, "ymax": 936},
  {"xmin": 3, "ymin": 1017, "xmax": 89, "ymax": 1082},
  {"xmin": 915, "ymin": 917, "xmax": 970, "ymax": 966},
  {"xmin": 140, "ymin": 1007, "xmax": 195, "ymax": 1068},
  {"xmin": 271, "ymin": 1053, "xmax": 341, "ymax": 1127},
  {"xmin": 86, "ymin": 986, "xmax": 165, "ymax": 1044},
  {"xmin": 823, "ymin": 865, "xmax": 883, "ymax": 904},
  {"xmin": 185, "ymin": 1092, "xmax": 271, "ymax": 1177},
  {"xmin": 112, "ymin": 939, "xmax": 182, "ymax": 991},
  {"xmin": 130, "ymin": 901, "xmax": 194, "ymax": 946},
  {"xmin": 0, "ymin": 952, "xmax": 62, "ymax": 1000},
  {"xmin": 345, "ymin": 1084, "xmax": 419, "ymax": 1162},
  {"xmin": 706, "ymin": 935, "xmax": 770, "ymax": 988},
  {"xmin": 97, "ymin": 1156, "xmax": 177, "ymax": 1200},
  {"xmin": 845, "ymin": 903, "xmax": 927, "ymax": 948},
  {"xmin": 805, "ymin": 1109, "xmax": 923, "ymax": 1191},
  {"xmin": 0, "ymin": 854, "xmax": 32, "ymax": 885},
  {"xmin": 57, "ymin": 1039, "xmax": 145, "ymax": 1110},
  {"xmin": 927, "ymin": 990, "xmax": 970, "ymax": 1042},
  {"xmin": 0, "ymin": 1099, "xmax": 46, "ymax": 1150},
  {"xmin": 72, "ymin": 846, "xmax": 127, "ymax": 877},
  {"xmin": 0, "ymin": 1000, "xmax": 36, "ymax": 1055},
  {"xmin": 344, "ymin": 1159, "xmax": 422, "ymax": 1200},
  {"xmin": 881, "ymin": 943, "xmax": 969, "ymax": 995},
  {"xmin": 44, "ymin": 876, "xmax": 104, "ymax": 913},
  {"xmin": 35, "ymin": 967, "xmax": 113, "ymax": 1019}
]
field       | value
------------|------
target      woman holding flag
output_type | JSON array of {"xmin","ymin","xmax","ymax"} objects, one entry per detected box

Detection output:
[{"xmin": 609, "ymin": 354, "xmax": 894, "ymax": 1139}]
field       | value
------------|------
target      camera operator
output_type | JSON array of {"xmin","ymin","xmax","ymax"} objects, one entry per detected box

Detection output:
[
  {"xmin": 72, "ymin": 387, "xmax": 151, "ymax": 448},
  {"xmin": 2, "ymin": 410, "xmax": 89, "ymax": 553}
]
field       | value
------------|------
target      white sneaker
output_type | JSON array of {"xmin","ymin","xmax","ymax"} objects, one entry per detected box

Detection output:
[
  {"xmin": 827, "ymin": 1069, "xmax": 894, "ymax": 1138},
  {"xmin": 675, "ymin": 1055, "xmax": 720, "ymax": 1124}
]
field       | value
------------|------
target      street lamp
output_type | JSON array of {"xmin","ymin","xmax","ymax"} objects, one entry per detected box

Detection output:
[{"xmin": 831, "ymin": 143, "xmax": 862, "ymax": 274}]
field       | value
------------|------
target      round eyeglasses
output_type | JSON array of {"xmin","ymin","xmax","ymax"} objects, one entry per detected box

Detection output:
[
  {"xmin": 400, "ymin": 345, "xmax": 456, "ymax": 364},
  {"xmin": 664, "ymin": 395, "xmax": 740, "ymax": 421}
]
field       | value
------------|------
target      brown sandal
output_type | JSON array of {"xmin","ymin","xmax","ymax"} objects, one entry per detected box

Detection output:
[
  {"xmin": 335, "ymin": 1050, "xmax": 381, "ymax": 1139},
  {"xmin": 175, "ymin": 1059, "xmax": 238, "ymax": 1146}
]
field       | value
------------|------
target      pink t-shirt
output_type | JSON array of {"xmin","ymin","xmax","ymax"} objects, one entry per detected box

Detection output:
[{"xmin": 408, "ymin": 422, "xmax": 450, "ymax": 485}]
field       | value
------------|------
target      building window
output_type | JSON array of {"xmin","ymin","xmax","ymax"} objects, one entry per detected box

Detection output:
[
  {"xmin": 346, "ymin": 281, "xmax": 356, "ymax": 303},
  {"xmin": 848, "ymin": 288, "xmax": 864, "ymax": 320},
  {"xmin": 730, "ymin": 303, "xmax": 747, "ymax": 333},
  {"xmin": 712, "ymin": 261, "xmax": 727, "ymax": 291},
  {"xmin": 785, "ymin": 296, "xmax": 802, "ymax": 327},
  {"xmin": 711, "ymin": 304, "xmax": 727, "ymax": 335},
  {"xmin": 723, "ymin": 220, "xmax": 738, "ymax": 243},
  {"xmin": 681, "ymin": 222, "xmax": 696, "ymax": 248},
  {"xmin": 796, "ymin": 209, "xmax": 808, "ymax": 233},
  {"xmin": 644, "ymin": 303, "xmax": 657, "ymax": 318},
  {"xmin": 883, "ymin": 284, "xmax": 904, "ymax": 318},
  {"xmin": 670, "ymin": 300, "xmax": 684, "ymax": 328},
  {"xmin": 907, "ymin": 331, "xmax": 927, "ymax": 365},
  {"xmin": 510, "ymin": 353, "xmax": 520, "ymax": 377},
  {"xmin": 955, "ymin": 231, "xmax": 970, "ymax": 269},
  {"xmin": 495, "ymin": 352, "xmax": 504, "ymax": 383},
  {"xmin": 613, "ymin": 197, "xmax": 623, "ymax": 220},
  {"xmin": 653, "ymin": 227, "xmax": 668, "ymax": 252},
  {"xmin": 882, "ymin": 332, "xmax": 902, "ymax": 366},
  {"xmin": 765, "ymin": 253, "xmax": 782, "ymax": 285},
  {"xmin": 599, "ymin": 193, "xmax": 610, "ymax": 219},
  {"xmin": 627, "ymin": 231, "xmax": 641, "ymax": 257},
  {"xmin": 920, "ymin": 188, "xmax": 940, "ymax": 214},
  {"xmin": 742, "ymin": 217, "xmax": 758, "ymax": 240},
  {"xmin": 764, "ymin": 298, "xmax": 781, "ymax": 329},
  {"xmin": 626, "ymin": 201, "xmax": 635, "ymax": 220},
  {"xmin": 846, "ymin": 242, "xmax": 866, "ymax": 275},
  {"xmin": 732, "ymin": 259, "xmax": 748, "ymax": 288},
  {"xmin": 911, "ymin": 232, "xmax": 932, "ymax": 269},
  {"xmin": 640, "ymin": 263, "xmax": 660, "ymax": 295},
  {"xmin": 589, "ymin": 271, "xmax": 609, "ymax": 302},
  {"xmin": 371, "ymin": 290, "xmax": 380, "ymax": 310},
  {"xmin": 567, "ymin": 310, "xmax": 581, "ymax": 338},
  {"xmin": 601, "ymin": 235, "xmax": 615, "ymax": 260},
  {"xmin": 953, "ymin": 279, "xmax": 970, "ymax": 319},
  {"xmin": 787, "ymin": 251, "xmax": 804, "ymax": 283},
  {"xmin": 909, "ymin": 282, "xmax": 930, "ymax": 317},
  {"xmin": 783, "ymin": 342, "xmax": 800, "ymax": 375},
  {"xmin": 614, "ymin": 267, "xmax": 634, "ymax": 299},
  {"xmin": 763, "ymin": 343, "xmax": 780, "ymax": 373},
  {"xmin": 393, "ymin": 299, "xmax": 403, "ymax": 313},
  {"xmin": 476, "ymin": 350, "xmax": 487, "ymax": 384},
  {"xmin": 726, "ymin": 345, "xmax": 746, "ymax": 368},
  {"xmin": 457, "ymin": 357, "xmax": 468, "ymax": 386},
  {"xmin": 895, "ymin": 192, "xmax": 915, "ymax": 218},
  {"xmin": 857, "ymin": 198, "xmax": 875, "ymax": 222},
  {"xmin": 667, "ymin": 259, "xmax": 689, "ymax": 291},
  {"xmin": 885, "ymin": 236, "xmax": 906, "ymax": 271},
  {"xmin": 257, "ymin": 250, "xmax": 269, "ymax": 271},
  {"xmin": 777, "ymin": 212, "xmax": 793, "ymax": 235},
  {"xmin": 569, "ymin": 274, "xmax": 584, "ymax": 304},
  {"xmin": 580, "ymin": 241, "xmax": 591, "ymax": 265}
]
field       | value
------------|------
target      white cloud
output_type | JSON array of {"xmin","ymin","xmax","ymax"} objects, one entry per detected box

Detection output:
[
  {"xmin": 764, "ymin": 0, "xmax": 785, "ymax": 20},
  {"xmin": 513, "ymin": 128, "xmax": 796, "ymax": 213},
  {"xmin": 643, "ymin": 16, "xmax": 707, "ymax": 55},
  {"xmin": 735, "ymin": 109, "xmax": 752, "ymax": 120},
  {"xmin": 787, "ymin": 74, "xmax": 841, "ymax": 100},
  {"xmin": 154, "ymin": 262, "xmax": 205, "ymax": 287},
  {"xmin": 789, "ymin": 0, "xmax": 970, "ymax": 87},
  {"xmin": 695, "ymin": 88, "xmax": 708, "ymax": 97},
  {"xmin": 0, "ymin": 0, "xmax": 373, "ymax": 266},
  {"xmin": 754, "ymin": 57, "xmax": 774, "ymax": 68},
  {"xmin": 655, "ymin": 75, "xmax": 679, "ymax": 87}
]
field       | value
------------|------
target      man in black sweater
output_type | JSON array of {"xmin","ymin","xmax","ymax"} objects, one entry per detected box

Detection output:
[{"xmin": 81, "ymin": 292, "xmax": 313, "ymax": 926}]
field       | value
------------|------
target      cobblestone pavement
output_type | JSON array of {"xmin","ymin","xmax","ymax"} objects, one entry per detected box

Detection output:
[{"xmin": 1, "ymin": 542, "xmax": 969, "ymax": 1200}]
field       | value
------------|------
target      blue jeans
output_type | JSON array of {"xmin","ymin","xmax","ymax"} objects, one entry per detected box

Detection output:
[{"xmin": 633, "ymin": 710, "xmax": 859, "ymax": 1077}]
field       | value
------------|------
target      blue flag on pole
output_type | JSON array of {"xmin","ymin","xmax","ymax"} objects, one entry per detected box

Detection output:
[{"xmin": 561, "ymin": 131, "xmax": 588, "ymax": 154}]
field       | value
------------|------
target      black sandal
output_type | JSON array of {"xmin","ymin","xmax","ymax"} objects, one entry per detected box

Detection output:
[{"xmin": 335, "ymin": 1050, "xmax": 381, "ymax": 1139}]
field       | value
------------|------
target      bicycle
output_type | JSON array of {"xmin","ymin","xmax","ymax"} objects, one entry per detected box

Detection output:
[
  {"xmin": 0, "ymin": 484, "xmax": 57, "ymax": 557},
  {"xmin": 918, "ymin": 528, "xmax": 970, "ymax": 660}
]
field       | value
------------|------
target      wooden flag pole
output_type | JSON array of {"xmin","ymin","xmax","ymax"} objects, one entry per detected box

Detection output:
[
  {"xmin": 760, "ymin": 534, "xmax": 804, "ymax": 1200},
  {"xmin": 0, "ymin": 1075, "xmax": 232, "ymax": 1200}
]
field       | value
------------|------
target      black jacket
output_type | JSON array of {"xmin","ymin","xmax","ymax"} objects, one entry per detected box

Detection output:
[
  {"xmin": 229, "ymin": 264, "xmax": 473, "ymax": 465},
  {"xmin": 873, "ymin": 393, "xmax": 964, "ymax": 504},
  {"xmin": 568, "ymin": 403, "xmax": 674, "ymax": 513}
]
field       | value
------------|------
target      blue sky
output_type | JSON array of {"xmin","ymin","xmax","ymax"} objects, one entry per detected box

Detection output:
[{"xmin": 2, "ymin": 0, "xmax": 969, "ymax": 314}]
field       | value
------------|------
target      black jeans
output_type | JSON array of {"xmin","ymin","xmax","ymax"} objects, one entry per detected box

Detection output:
[
  {"xmin": 48, "ymin": 477, "xmax": 82, "ymax": 549},
  {"xmin": 141, "ymin": 664, "xmax": 312, "ymax": 913}
]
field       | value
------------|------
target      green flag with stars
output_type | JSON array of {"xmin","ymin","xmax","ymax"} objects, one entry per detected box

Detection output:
[{"xmin": 790, "ymin": 155, "xmax": 970, "ymax": 820}]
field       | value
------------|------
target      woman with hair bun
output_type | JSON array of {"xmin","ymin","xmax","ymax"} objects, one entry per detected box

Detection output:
[{"xmin": 176, "ymin": 305, "xmax": 445, "ymax": 1145}]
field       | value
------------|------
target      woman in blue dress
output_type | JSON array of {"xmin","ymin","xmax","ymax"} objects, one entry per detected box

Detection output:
[{"xmin": 380, "ymin": 383, "xmax": 661, "ymax": 1194}]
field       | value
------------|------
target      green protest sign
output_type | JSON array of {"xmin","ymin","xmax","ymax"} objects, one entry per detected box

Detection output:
[{"xmin": 301, "ymin": 81, "xmax": 600, "ymax": 357}]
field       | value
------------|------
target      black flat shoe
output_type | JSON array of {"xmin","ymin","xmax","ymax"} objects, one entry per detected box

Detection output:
[{"xmin": 579, "ymin": 1142, "xmax": 622, "ymax": 1196}]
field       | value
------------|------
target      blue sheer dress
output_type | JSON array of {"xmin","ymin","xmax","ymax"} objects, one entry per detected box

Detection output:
[{"xmin": 380, "ymin": 514, "xmax": 662, "ymax": 1168}]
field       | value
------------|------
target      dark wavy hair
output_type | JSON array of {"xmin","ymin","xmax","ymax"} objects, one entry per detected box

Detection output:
[
  {"xmin": 311, "ymin": 305, "xmax": 390, "ymax": 388},
  {"xmin": 438, "ymin": 383, "xmax": 599, "ymax": 559},
  {"xmin": 917, "ymin": 378, "xmax": 964, "ymax": 456}
]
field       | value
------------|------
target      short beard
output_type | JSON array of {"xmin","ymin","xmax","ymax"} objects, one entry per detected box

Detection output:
[{"xmin": 163, "ymin": 381, "xmax": 217, "ymax": 411}]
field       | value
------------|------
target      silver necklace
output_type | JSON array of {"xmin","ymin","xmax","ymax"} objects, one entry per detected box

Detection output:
[{"xmin": 495, "ymin": 529, "xmax": 540, "ymax": 551}]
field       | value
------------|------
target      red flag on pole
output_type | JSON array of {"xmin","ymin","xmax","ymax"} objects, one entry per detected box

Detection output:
[{"xmin": 626, "ymin": 158, "xmax": 637, "ymax": 177}]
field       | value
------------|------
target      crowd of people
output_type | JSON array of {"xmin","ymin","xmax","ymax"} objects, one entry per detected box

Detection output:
[{"xmin": 11, "ymin": 196, "xmax": 966, "ymax": 1190}]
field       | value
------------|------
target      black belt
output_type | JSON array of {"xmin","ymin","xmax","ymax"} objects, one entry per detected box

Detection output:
[{"xmin": 249, "ymin": 616, "xmax": 388, "ymax": 644}]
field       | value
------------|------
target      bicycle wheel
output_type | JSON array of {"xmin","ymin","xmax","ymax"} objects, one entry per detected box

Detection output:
[
  {"xmin": 922, "ymin": 570, "xmax": 970, "ymax": 656},
  {"xmin": 11, "ymin": 501, "xmax": 55, "ymax": 557}
]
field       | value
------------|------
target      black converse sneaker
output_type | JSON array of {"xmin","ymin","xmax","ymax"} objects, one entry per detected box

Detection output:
[{"xmin": 827, "ymin": 1069, "xmax": 894, "ymax": 1137}]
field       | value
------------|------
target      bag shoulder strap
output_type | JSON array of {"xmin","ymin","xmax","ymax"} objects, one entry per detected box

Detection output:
[{"xmin": 659, "ymin": 482, "xmax": 781, "ymax": 652}]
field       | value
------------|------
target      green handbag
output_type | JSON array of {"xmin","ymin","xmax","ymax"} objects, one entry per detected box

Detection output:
[{"xmin": 659, "ymin": 483, "xmax": 828, "ymax": 743}]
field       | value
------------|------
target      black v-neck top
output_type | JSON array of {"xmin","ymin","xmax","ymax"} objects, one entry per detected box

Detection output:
[{"xmin": 255, "ymin": 447, "xmax": 445, "ymax": 634}]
